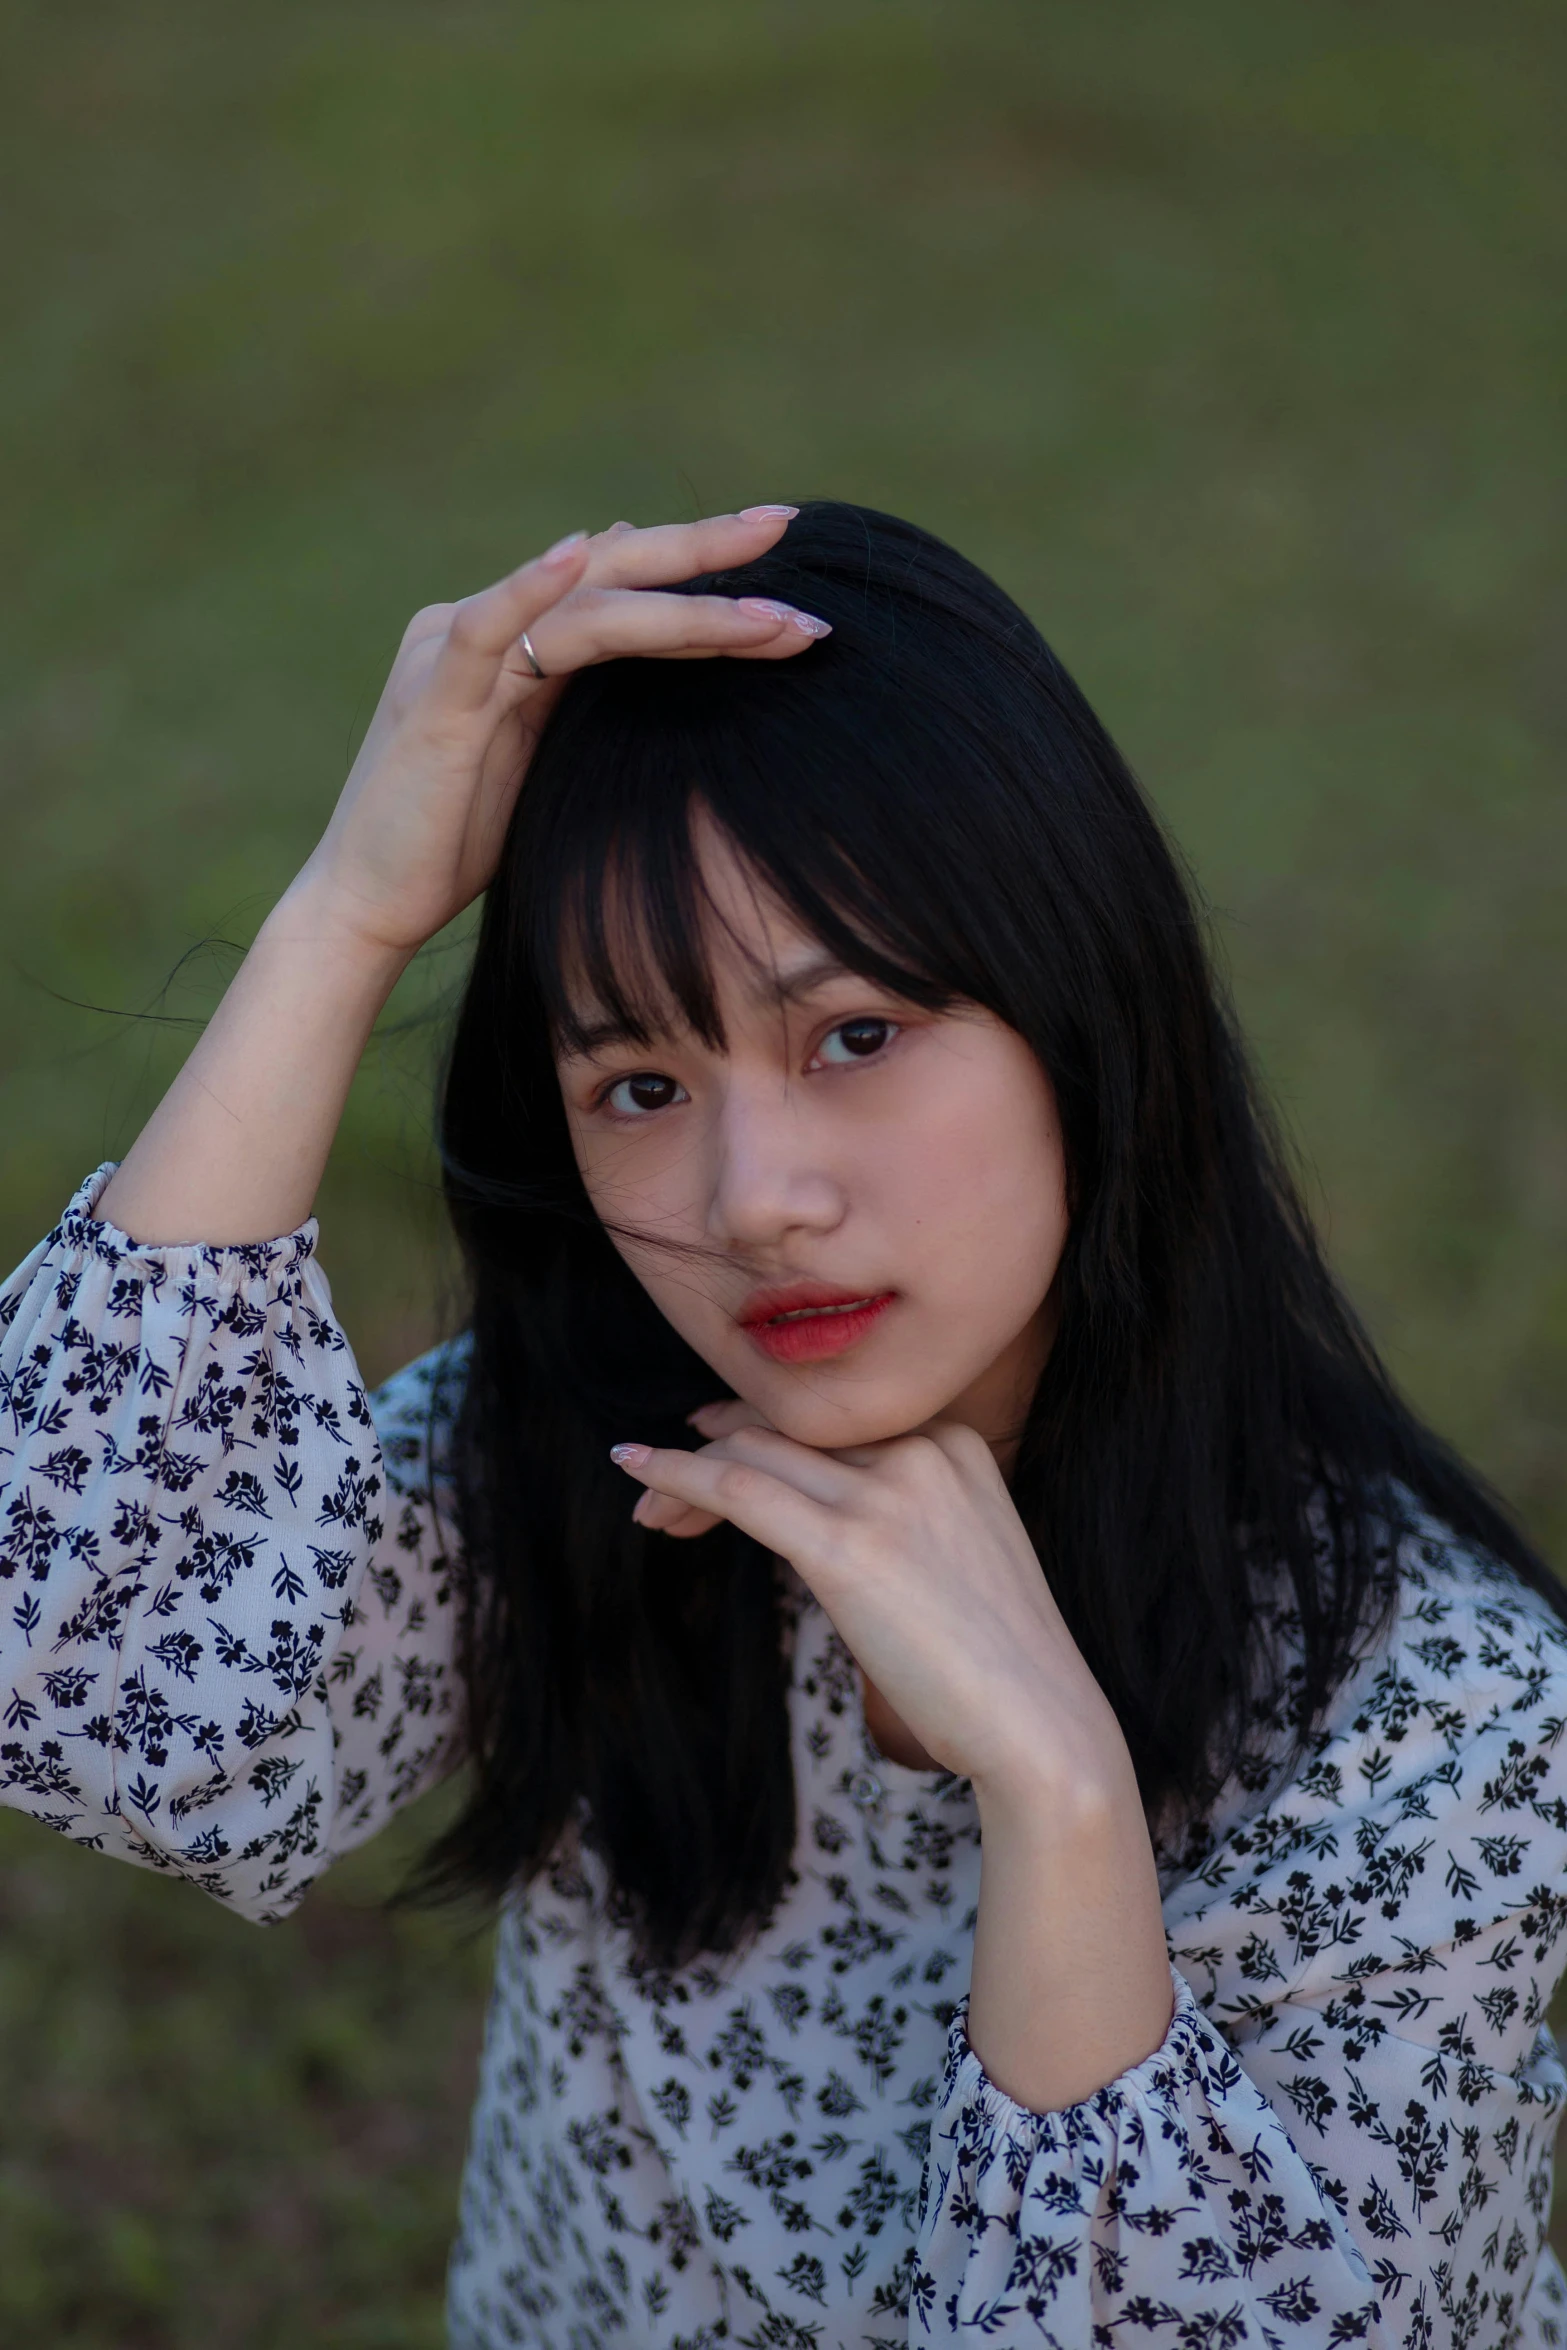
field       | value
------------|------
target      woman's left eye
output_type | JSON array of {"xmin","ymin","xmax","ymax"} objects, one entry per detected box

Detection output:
[{"xmin": 815, "ymin": 1017, "xmax": 898, "ymax": 1066}]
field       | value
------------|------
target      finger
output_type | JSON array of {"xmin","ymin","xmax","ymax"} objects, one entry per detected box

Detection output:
[
  {"xmin": 709, "ymin": 1425, "xmax": 866, "ymax": 1507},
  {"xmin": 521, "ymin": 588, "xmax": 829, "ymax": 675},
  {"xmin": 914, "ymin": 1417, "xmax": 1007, "ymax": 1481},
  {"xmin": 428, "ymin": 533, "xmax": 591, "ymax": 710},
  {"xmin": 813, "ymin": 1424, "xmax": 984, "ymax": 1481},
  {"xmin": 610, "ymin": 1442, "xmax": 837, "ymax": 1563},
  {"xmin": 585, "ymin": 507, "xmax": 798, "ymax": 591},
  {"xmin": 686, "ymin": 1399, "xmax": 775, "ymax": 1440},
  {"xmin": 631, "ymin": 1489, "xmax": 724, "ymax": 1538},
  {"xmin": 398, "ymin": 601, "xmax": 458, "ymax": 653},
  {"xmin": 687, "ymin": 1402, "xmax": 901, "ymax": 1485},
  {"xmin": 648, "ymin": 1424, "xmax": 858, "ymax": 1510},
  {"xmin": 653, "ymin": 625, "xmax": 827, "ymax": 666},
  {"xmin": 662, "ymin": 1510, "xmax": 725, "ymax": 1540}
]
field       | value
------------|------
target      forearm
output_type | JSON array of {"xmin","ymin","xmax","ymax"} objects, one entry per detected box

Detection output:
[
  {"xmin": 1, "ymin": 1171, "xmax": 463, "ymax": 1916},
  {"xmin": 966, "ymin": 1760, "xmax": 1173, "ymax": 2113},
  {"xmin": 97, "ymin": 875, "xmax": 412, "ymax": 1246}
]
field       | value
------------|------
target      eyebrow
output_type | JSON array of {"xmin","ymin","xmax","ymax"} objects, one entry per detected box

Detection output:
[{"xmin": 560, "ymin": 952, "xmax": 858, "ymax": 1061}]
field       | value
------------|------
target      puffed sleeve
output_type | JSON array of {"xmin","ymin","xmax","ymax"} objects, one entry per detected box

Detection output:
[
  {"xmin": 911, "ymin": 1527, "xmax": 1567, "ymax": 2347},
  {"xmin": 0, "ymin": 1164, "xmax": 465, "ymax": 1922}
]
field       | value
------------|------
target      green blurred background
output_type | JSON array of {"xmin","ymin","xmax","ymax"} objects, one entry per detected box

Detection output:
[{"xmin": 1, "ymin": 1, "xmax": 1563, "ymax": 2340}]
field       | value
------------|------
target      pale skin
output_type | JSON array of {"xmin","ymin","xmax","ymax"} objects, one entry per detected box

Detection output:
[{"xmin": 96, "ymin": 506, "xmax": 1172, "ymax": 2113}]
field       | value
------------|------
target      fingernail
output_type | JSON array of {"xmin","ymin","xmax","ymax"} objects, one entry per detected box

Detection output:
[
  {"xmin": 610, "ymin": 1442, "xmax": 651, "ymax": 1468},
  {"xmin": 790, "ymin": 612, "xmax": 832, "ymax": 637},
  {"xmin": 541, "ymin": 531, "xmax": 587, "ymax": 565},
  {"xmin": 737, "ymin": 598, "xmax": 795, "ymax": 622},
  {"xmin": 739, "ymin": 504, "xmax": 799, "ymax": 521}
]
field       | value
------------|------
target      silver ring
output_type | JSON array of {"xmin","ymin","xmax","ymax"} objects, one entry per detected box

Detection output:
[{"xmin": 518, "ymin": 628, "xmax": 546, "ymax": 680}]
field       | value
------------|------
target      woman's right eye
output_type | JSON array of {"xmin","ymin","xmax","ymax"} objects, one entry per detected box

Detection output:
[{"xmin": 603, "ymin": 1072, "xmax": 688, "ymax": 1117}]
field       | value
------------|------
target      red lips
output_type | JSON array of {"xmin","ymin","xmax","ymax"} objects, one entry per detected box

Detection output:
[{"xmin": 737, "ymin": 1282, "xmax": 898, "ymax": 1365}]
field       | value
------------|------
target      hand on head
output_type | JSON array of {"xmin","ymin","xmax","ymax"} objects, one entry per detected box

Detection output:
[{"xmin": 296, "ymin": 508, "xmax": 829, "ymax": 961}]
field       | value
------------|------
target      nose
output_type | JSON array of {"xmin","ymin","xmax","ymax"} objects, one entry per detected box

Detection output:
[{"xmin": 706, "ymin": 1077, "xmax": 847, "ymax": 1251}]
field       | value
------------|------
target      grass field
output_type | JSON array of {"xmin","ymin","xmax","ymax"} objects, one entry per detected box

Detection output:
[{"xmin": 1, "ymin": 2, "xmax": 1564, "ymax": 2339}]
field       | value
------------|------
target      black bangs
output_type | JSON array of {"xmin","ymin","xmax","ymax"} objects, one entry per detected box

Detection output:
[
  {"xmin": 529, "ymin": 767, "xmax": 733, "ymax": 1059},
  {"xmin": 510, "ymin": 499, "xmax": 1092, "ymax": 1070},
  {"xmin": 518, "ymin": 680, "xmax": 972, "ymax": 1073}
]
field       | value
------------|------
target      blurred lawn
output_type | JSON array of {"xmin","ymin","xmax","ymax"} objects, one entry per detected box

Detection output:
[
  {"xmin": 0, "ymin": 1792, "xmax": 489, "ymax": 2348},
  {"xmin": 0, "ymin": 0, "xmax": 1563, "ymax": 2341}
]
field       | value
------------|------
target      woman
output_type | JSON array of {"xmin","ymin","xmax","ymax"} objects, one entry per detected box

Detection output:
[{"xmin": 2, "ymin": 501, "xmax": 1565, "ymax": 2346}]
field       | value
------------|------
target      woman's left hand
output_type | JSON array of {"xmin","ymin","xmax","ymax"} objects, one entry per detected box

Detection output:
[
  {"xmin": 618, "ymin": 1402, "xmax": 1176, "ymax": 2110},
  {"xmin": 613, "ymin": 1404, "xmax": 1129, "ymax": 1807}
]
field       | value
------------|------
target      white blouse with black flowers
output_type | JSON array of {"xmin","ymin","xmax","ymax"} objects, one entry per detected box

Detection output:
[{"xmin": 4, "ymin": 1167, "xmax": 1567, "ymax": 2348}]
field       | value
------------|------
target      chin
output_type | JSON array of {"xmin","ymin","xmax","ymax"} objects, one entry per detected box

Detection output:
[{"xmin": 746, "ymin": 1381, "xmax": 949, "ymax": 1451}]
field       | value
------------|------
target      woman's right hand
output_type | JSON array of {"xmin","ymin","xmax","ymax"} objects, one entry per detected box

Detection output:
[
  {"xmin": 94, "ymin": 506, "xmax": 823, "ymax": 1248},
  {"xmin": 291, "ymin": 507, "xmax": 825, "ymax": 958}
]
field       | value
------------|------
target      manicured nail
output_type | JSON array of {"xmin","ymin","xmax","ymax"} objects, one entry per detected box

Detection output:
[
  {"xmin": 739, "ymin": 504, "xmax": 799, "ymax": 521},
  {"xmin": 790, "ymin": 612, "xmax": 832, "ymax": 637},
  {"xmin": 610, "ymin": 1443, "xmax": 651, "ymax": 1468},
  {"xmin": 738, "ymin": 598, "xmax": 795, "ymax": 622},
  {"xmin": 541, "ymin": 531, "xmax": 587, "ymax": 565}
]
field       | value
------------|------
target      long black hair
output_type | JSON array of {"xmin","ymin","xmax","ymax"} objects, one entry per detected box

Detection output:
[{"xmin": 421, "ymin": 499, "xmax": 1559, "ymax": 1966}]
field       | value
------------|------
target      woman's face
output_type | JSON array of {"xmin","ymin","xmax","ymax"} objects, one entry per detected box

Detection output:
[{"xmin": 555, "ymin": 814, "xmax": 1069, "ymax": 1456}]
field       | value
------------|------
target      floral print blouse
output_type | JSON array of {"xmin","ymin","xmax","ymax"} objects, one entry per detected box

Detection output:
[{"xmin": 4, "ymin": 1166, "xmax": 1567, "ymax": 2348}]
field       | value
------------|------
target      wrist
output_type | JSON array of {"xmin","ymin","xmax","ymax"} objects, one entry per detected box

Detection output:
[
  {"xmin": 965, "ymin": 1681, "xmax": 1142, "ymax": 1836},
  {"xmin": 972, "ymin": 1752, "xmax": 1144, "ymax": 1869},
  {"xmin": 266, "ymin": 866, "xmax": 421, "ymax": 993}
]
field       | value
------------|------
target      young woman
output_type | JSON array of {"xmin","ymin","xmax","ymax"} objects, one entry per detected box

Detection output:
[{"xmin": 2, "ymin": 501, "xmax": 1565, "ymax": 2348}]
